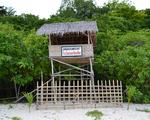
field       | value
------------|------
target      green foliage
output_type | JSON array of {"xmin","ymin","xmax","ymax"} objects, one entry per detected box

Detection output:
[
  {"xmin": 0, "ymin": 23, "xmax": 50, "ymax": 98},
  {"xmin": 86, "ymin": 110, "xmax": 103, "ymax": 120},
  {"xmin": 95, "ymin": 29, "xmax": 150, "ymax": 103},
  {"xmin": 0, "ymin": 14, "xmax": 46, "ymax": 31},
  {"xmin": 11, "ymin": 117, "xmax": 22, "ymax": 120},
  {"xmin": 144, "ymin": 9, "xmax": 150, "ymax": 28},
  {"xmin": 23, "ymin": 92, "xmax": 34, "ymax": 112}
]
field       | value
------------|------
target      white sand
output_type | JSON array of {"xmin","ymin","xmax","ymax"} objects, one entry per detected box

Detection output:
[{"xmin": 0, "ymin": 103, "xmax": 150, "ymax": 120}]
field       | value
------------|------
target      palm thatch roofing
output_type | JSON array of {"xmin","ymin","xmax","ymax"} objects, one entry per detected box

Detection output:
[{"xmin": 37, "ymin": 21, "xmax": 98, "ymax": 35}]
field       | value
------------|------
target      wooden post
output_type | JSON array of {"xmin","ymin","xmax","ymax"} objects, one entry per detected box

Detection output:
[
  {"xmin": 85, "ymin": 80, "xmax": 88, "ymax": 103},
  {"xmin": 81, "ymin": 77, "xmax": 83, "ymax": 102},
  {"xmin": 77, "ymin": 80, "xmax": 79, "ymax": 103},
  {"xmin": 48, "ymin": 34, "xmax": 51, "ymax": 59},
  {"xmin": 113, "ymin": 80, "xmax": 116, "ymax": 103},
  {"xmin": 41, "ymin": 78, "xmax": 43, "ymax": 105},
  {"xmin": 90, "ymin": 80, "xmax": 92, "ymax": 103},
  {"xmin": 50, "ymin": 81, "xmax": 52, "ymax": 102},
  {"xmin": 120, "ymin": 81, "xmax": 123, "ymax": 103},
  {"xmin": 116, "ymin": 80, "xmax": 119, "ymax": 103},
  {"xmin": 73, "ymin": 80, "xmax": 75, "ymax": 103},
  {"xmin": 36, "ymin": 81, "xmax": 39, "ymax": 107},
  {"xmin": 101, "ymin": 80, "xmax": 104, "ymax": 103},
  {"xmin": 58, "ymin": 66, "xmax": 61, "ymax": 102},
  {"xmin": 109, "ymin": 80, "xmax": 112, "ymax": 103},
  {"xmin": 89, "ymin": 58, "xmax": 96, "ymax": 103},
  {"xmin": 97, "ymin": 80, "xmax": 100, "ymax": 103},
  {"xmin": 51, "ymin": 58, "xmax": 56, "ymax": 104},
  {"xmin": 51, "ymin": 59, "xmax": 54, "ymax": 85},
  {"xmin": 68, "ymin": 80, "xmax": 71, "ymax": 103},
  {"xmin": 40, "ymin": 71, "xmax": 43, "ymax": 105},
  {"xmin": 55, "ymin": 80, "xmax": 57, "ymax": 103},
  {"xmin": 105, "ymin": 80, "xmax": 107, "ymax": 103},
  {"xmin": 63, "ymin": 81, "xmax": 65, "ymax": 103},
  {"xmin": 59, "ymin": 80, "xmax": 61, "ymax": 102},
  {"xmin": 46, "ymin": 82, "xmax": 48, "ymax": 105}
]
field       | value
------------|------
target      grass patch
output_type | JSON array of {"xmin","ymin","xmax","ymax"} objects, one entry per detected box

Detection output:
[
  {"xmin": 136, "ymin": 108, "xmax": 150, "ymax": 113},
  {"xmin": 86, "ymin": 110, "xmax": 103, "ymax": 120},
  {"xmin": 12, "ymin": 116, "xmax": 22, "ymax": 120}
]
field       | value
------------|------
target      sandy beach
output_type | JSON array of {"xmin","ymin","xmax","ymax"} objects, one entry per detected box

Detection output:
[{"xmin": 0, "ymin": 103, "xmax": 150, "ymax": 120}]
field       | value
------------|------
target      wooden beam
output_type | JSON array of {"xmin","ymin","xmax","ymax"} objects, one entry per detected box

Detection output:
[
  {"xmin": 53, "ymin": 64, "xmax": 89, "ymax": 75},
  {"xmin": 51, "ymin": 74, "xmax": 91, "ymax": 77},
  {"xmin": 51, "ymin": 59, "xmax": 55, "ymax": 84},
  {"xmin": 51, "ymin": 58, "xmax": 92, "ymax": 75},
  {"xmin": 15, "ymin": 78, "xmax": 52, "ymax": 103}
]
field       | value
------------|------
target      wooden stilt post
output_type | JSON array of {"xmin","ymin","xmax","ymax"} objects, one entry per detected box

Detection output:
[
  {"xmin": 51, "ymin": 59, "xmax": 56, "ymax": 104},
  {"xmin": 89, "ymin": 58, "xmax": 96, "ymax": 103},
  {"xmin": 51, "ymin": 59, "xmax": 54, "ymax": 85}
]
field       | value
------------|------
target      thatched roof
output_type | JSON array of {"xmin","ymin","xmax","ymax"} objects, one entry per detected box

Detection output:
[{"xmin": 37, "ymin": 21, "xmax": 98, "ymax": 35}]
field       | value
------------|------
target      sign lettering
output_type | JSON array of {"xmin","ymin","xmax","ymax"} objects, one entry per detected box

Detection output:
[{"xmin": 61, "ymin": 46, "xmax": 82, "ymax": 57}]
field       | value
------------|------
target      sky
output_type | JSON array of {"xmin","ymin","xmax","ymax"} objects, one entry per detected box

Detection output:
[{"xmin": 0, "ymin": 0, "xmax": 150, "ymax": 19}]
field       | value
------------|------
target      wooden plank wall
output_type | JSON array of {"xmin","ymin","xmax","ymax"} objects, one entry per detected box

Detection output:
[{"xmin": 49, "ymin": 44, "xmax": 93, "ymax": 58}]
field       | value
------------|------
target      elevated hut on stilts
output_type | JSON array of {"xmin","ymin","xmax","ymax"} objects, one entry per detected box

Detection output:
[{"xmin": 36, "ymin": 21, "xmax": 123, "ymax": 109}]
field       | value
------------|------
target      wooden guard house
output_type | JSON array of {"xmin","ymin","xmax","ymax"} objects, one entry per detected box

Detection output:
[{"xmin": 36, "ymin": 21, "xmax": 123, "ymax": 109}]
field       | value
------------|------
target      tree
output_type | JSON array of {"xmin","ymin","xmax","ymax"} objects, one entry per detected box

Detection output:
[
  {"xmin": 0, "ymin": 6, "xmax": 15, "ymax": 16},
  {"xmin": 0, "ymin": 13, "xmax": 46, "ymax": 31},
  {"xmin": 57, "ymin": 0, "xmax": 97, "ymax": 19},
  {"xmin": 104, "ymin": 0, "xmax": 146, "ymax": 31},
  {"xmin": 0, "ymin": 23, "xmax": 50, "ymax": 99},
  {"xmin": 144, "ymin": 9, "xmax": 150, "ymax": 28}
]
